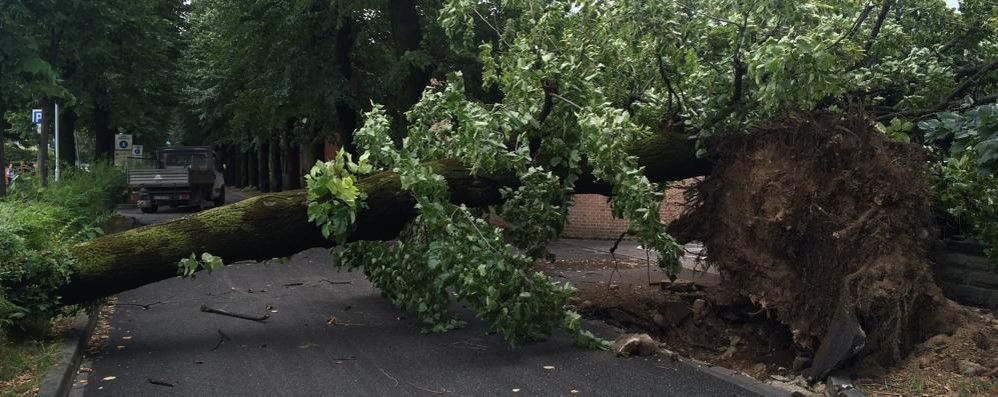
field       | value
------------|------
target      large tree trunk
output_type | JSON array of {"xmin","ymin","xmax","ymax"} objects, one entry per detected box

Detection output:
[
  {"xmin": 61, "ymin": 130, "xmax": 707, "ymax": 303},
  {"xmin": 240, "ymin": 150, "xmax": 251, "ymax": 188},
  {"xmin": 387, "ymin": 0, "xmax": 433, "ymax": 135},
  {"xmin": 93, "ymin": 105, "xmax": 113, "ymax": 163},
  {"xmin": 248, "ymin": 147, "xmax": 259, "ymax": 189},
  {"xmin": 57, "ymin": 108, "xmax": 77, "ymax": 166},
  {"xmin": 286, "ymin": 141, "xmax": 301, "ymax": 190},
  {"xmin": 334, "ymin": 16, "xmax": 358, "ymax": 155},
  {"xmin": 269, "ymin": 137, "xmax": 282, "ymax": 192},
  {"xmin": 299, "ymin": 143, "xmax": 315, "ymax": 187},
  {"xmin": 257, "ymin": 141, "xmax": 270, "ymax": 192},
  {"xmin": 229, "ymin": 147, "xmax": 240, "ymax": 186}
]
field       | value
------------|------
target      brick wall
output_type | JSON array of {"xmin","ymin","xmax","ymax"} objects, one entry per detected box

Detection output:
[{"xmin": 491, "ymin": 179, "xmax": 696, "ymax": 240}]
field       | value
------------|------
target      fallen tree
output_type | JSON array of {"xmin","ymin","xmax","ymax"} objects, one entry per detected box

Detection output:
[
  {"xmin": 61, "ymin": 130, "xmax": 709, "ymax": 304},
  {"xmin": 61, "ymin": 113, "xmax": 962, "ymax": 372},
  {"xmin": 44, "ymin": 0, "xmax": 995, "ymax": 376}
]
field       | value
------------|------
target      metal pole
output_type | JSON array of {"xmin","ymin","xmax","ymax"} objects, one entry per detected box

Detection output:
[{"xmin": 54, "ymin": 102, "xmax": 60, "ymax": 183}]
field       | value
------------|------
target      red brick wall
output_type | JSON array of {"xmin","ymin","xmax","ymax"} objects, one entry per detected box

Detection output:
[{"xmin": 490, "ymin": 179, "xmax": 695, "ymax": 240}]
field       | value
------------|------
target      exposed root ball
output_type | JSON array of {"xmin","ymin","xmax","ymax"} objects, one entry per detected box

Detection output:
[{"xmin": 670, "ymin": 112, "xmax": 957, "ymax": 369}]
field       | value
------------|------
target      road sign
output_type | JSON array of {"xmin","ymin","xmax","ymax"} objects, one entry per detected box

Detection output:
[
  {"xmin": 131, "ymin": 145, "xmax": 144, "ymax": 157},
  {"xmin": 32, "ymin": 109, "xmax": 42, "ymax": 125},
  {"xmin": 115, "ymin": 134, "xmax": 133, "ymax": 150}
]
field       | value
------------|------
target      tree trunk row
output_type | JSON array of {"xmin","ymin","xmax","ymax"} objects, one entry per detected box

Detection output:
[{"xmin": 216, "ymin": 139, "xmax": 326, "ymax": 192}]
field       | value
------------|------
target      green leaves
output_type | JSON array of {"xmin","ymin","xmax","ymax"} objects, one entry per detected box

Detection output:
[
  {"xmin": 922, "ymin": 104, "xmax": 998, "ymax": 175},
  {"xmin": 354, "ymin": 103, "xmax": 397, "ymax": 169},
  {"xmin": 177, "ymin": 253, "xmax": 224, "ymax": 278},
  {"xmin": 499, "ymin": 168, "xmax": 569, "ymax": 259},
  {"xmin": 936, "ymin": 152, "xmax": 998, "ymax": 268},
  {"xmin": 578, "ymin": 103, "xmax": 684, "ymax": 277},
  {"xmin": 926, "ymin": 104, "xmax": 998, "ymax": 267},
  {"xmin": 305, "ymin": 149, "xmax": 374, "ymax": 244}
]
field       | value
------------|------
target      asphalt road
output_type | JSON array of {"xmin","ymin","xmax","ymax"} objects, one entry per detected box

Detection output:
[{"xmin": 75, "ymin": 192, "xmax": 785, "ymax": 397}]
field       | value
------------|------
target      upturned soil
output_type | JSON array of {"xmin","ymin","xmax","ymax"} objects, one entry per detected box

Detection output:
[
  {"xmin": 543, "ymin": 112, "xmax": 997, "ymax": 395},
  {"xmin": 669, "ymin": 112, "xmax": 956, "ymax": 370}
]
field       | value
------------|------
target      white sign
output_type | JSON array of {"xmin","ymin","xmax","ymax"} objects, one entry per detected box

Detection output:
[
  {"xmin": 131, "ymin": 145, "xmax": 144, "ymax": 157},
  {"xmin": 115, "ymin": 134, "xmax": 133, "ymax": 150},
  {"xmin": 31, "ymin": 109, "xmax": 42, "ymax": 125},
  {"xmin": 114, "ymin": 151, "xmax": 129, "ymax": 167}
]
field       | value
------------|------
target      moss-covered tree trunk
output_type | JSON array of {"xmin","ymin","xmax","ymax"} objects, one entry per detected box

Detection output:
[{"xmin": 61, "ymin": 130, "xmax": 708, "ymax": 303}]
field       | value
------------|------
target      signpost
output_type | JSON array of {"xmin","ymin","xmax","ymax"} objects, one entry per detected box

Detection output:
[{"xmin": 131, "ymin": 145, "xmax": 144, "ymax": 157}]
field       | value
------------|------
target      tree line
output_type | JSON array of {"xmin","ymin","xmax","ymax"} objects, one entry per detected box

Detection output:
[{"xmin": 1, "ymin": 0, "xmax": 183, "ymax": 194}]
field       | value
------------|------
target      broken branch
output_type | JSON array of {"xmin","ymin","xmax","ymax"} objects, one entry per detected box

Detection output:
[{"xmin": 200, "ymin": 304, "xmax": 271, "ymax": 322}]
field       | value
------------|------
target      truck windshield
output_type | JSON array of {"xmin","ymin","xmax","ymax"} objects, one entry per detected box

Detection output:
[{"xmin": 161, "ymin": 152, "xmax": 210, "ymax": 169}]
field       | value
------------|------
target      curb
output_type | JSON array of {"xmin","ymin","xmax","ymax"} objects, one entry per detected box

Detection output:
[
  {"xmin": 688, "ymin": 361, "xmax": 791, "ymax": 397},
  {"xmin": 37, "ymin": 310, "xmax": 98, "ymax": 397},
  {"xmin": 592, "ymin": 322, "xmax": 790, "ymax": 396}
]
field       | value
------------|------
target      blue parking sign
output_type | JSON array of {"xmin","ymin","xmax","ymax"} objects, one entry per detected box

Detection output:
[{"xmin": 32, "ymin": 109, "xmax": 42, "ymax": 125}]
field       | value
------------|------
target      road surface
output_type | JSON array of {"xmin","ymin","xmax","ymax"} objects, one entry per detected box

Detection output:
[{"xmin": 72, "ymin": 192, "xmax": 785, "ymax": 396}]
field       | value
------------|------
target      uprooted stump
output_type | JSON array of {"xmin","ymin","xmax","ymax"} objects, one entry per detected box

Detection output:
[{"xmin": 669, "ymin": 112, "xmax": 961, "ymax": 374}]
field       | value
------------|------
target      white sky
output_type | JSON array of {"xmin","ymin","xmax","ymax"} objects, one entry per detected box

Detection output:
[{"xmin": 945, "ymin": 0, "xmax": 959, "ymax": 9}]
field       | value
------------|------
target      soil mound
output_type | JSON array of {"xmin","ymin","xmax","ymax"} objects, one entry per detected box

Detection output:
[{"xmin": 669, "ymin": 112, "xmax": 958, "ymax": 371}]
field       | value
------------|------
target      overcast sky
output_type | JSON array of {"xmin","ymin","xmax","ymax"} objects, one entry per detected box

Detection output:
[{"xmin": 946, "ymin": 0, "xmax": 960, "ymax": 8}]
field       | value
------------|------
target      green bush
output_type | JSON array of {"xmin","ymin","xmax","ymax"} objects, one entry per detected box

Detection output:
[
  {"xmin": 8, "ymin": 164, "xmax": 125, "ymax": 233},
  {"xmin": 923, "ymin": 104, "xmax": 998, "ymax": 268},
  {"xmin": 0, "ymin": 164, "xmax": 125, "ymax": 333},
  {"xmin": 0, "ymin": 202, "xmax": 75, "ymax": 333},
  {"xmin": 936, "ymin": 153, "xmax": 998, "ymax": 268}
]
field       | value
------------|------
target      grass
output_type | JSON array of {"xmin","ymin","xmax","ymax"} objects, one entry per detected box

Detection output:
[
  {"xmin": 958, "ymin": 379, "xmax": 998, "ymax": 397},
  {"xmin": 909, "ymin": 373, "xmax": 926, "ymax": 394},
  {"xmin": 0, "ymin": 333, "xmax": 62, "ymax": 396}
]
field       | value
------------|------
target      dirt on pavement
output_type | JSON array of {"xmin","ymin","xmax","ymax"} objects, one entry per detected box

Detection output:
[{"xmin": 538, "ymin": 259, "xmax": 998, "ymax": 396}]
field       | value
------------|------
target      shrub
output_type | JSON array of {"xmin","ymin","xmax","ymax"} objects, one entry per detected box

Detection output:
[
  {"xmin": 0, "ymin": 202, "xmax": 75, "ymax": 333},
  {"xmin": 0, "ymin": 164, "xmax": 125, "ymax": 333},
  {"xmin": 936, "ymin": 153, "xmax": 998, "ymax": 268},
  {"xmin": 8, "ymin": 164, "xmax": 125, "ymax": 233}
]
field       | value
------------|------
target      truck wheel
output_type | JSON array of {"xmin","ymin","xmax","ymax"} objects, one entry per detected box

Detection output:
[
  {"xmin": 214, "ymin": 187, "xmax": 226, "ymax": 207},
  {"xmin": 140, "ymin": 204, "xmax": 158, "ymax": 214}
]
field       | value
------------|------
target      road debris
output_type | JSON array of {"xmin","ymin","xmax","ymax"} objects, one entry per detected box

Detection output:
[{"xmin": 200, "ymin": 304, "xmax": 270, "ymax": 322}]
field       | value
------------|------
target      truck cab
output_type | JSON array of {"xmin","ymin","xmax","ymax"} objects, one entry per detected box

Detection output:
[{"xmin": 128, "ymin": 147, "xmax": 225, "ymax": 213}]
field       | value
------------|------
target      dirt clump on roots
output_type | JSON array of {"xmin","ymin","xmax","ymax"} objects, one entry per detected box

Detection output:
[{"xmin": 668, "ymin": 112, "xmax": 959, "ymax": 372}]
